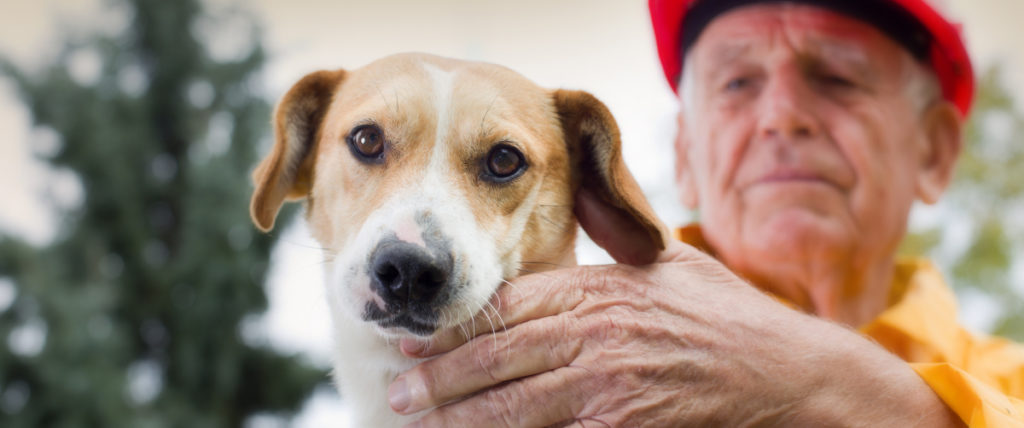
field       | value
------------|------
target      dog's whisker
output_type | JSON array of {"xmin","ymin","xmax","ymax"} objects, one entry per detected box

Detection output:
[
  {"xmin": 463, "ymin": 305, "xmax": 476, "ymax": 338},
  {"xmin": 520, "ymin": 260, "xmax": 571, "ymax": 269},
  {"xmin": 469, "ymin": 304, "xmax": 479, "ymax": 340},
  {"xmin": 372, "ymin": 79, "xmax": 397, "ymax": 116},
  {"xmin": 500, "ymin": 278, "xmax": 524, "ymax": 299},
  {"xmin": 447, "ymin": 307, "xmax": 457, "ymax": 327},
  {"xmin": 484, "ymin": 299, "xmax": 502, "ymax": 334},
  {"xmin": 478, "ymin": 93, "xmax": 500, "ymax": 137},
  {"xmin": 516, "ymin": 267, "xmax": 565, "ymax": 279},
  {"xmin": 437, "ymin": 307, "xmax": 447, "ymax": 326},
  {"xmin": 303, "ymin": 253, "xmax": 338, "ymax": 268},
  {"xmin": 456, "ymin": 311, "xmax": 470, "ymax": 342},
  {"xmin": 481, "ymin": 301, "xmax": 502, "ymax": 360},
  {"xmin": 281, "ymin": 239, "xmax": 336, "ymax": 254},
  {"xmin": 449, "ymin": 307, "xmax": 464, "ymax": 334},
  {"xmin": 391, "ymin": 85, "xmax": 401, "ymax": 117},
  {"xmin": 470, "ymin": 306, "xmax": 492, "ymax": 372},
  {"xmin": 537, "ymin": 206, "xmax": 574, "ymax": 218},
  {"xmin": 484, "ymin": 298, "xmax": 512, "ymax": 362},
  {"xmin": 533, "ymin": 212, "xmax": 568, "ymax": 229},
  {"xmin": 493, "ymin": 289, "xmax": 504, "ymax": 313},
  {"xmin": 479, "ymin": 303, "xmax": 496, "ymax": 336}
]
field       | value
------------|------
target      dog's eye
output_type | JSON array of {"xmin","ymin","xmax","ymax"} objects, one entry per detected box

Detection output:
[
  {"xmin": 485, "ymin": 144, "xmax": 526, "ymax": 182},
  {"xmin": 348, "ymin": 125, "xmax": 385, "ymax": 160}
]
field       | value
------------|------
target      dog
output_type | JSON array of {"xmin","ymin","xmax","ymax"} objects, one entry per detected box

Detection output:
[{"xmin": 249, "ymin": 53, "xmax": 667, "ymax": 426}]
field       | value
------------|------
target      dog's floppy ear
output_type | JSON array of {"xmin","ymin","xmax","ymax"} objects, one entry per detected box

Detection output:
[
  {"xmin": 553, "ymin": 89, "xmax": 668, "ymax": 265},
  {"xmin": 250, "ymin": 70, "xmax": 345, "ymax": 232}
]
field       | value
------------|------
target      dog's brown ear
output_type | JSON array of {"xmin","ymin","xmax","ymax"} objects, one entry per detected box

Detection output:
[
  {"xmin": 250, "ymin": 70, "xmax": 345, "ymax": 232},
  {"xmin": 553, "ymin": 89, "xmax": 668, "ymax": 265}
]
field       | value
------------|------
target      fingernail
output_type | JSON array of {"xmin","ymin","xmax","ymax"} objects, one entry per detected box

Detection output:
[
  {"xmin": 400, "ymin": 338, "xmax": 428, "ymax": 356},
  {"xmin": 389, "ymin": 377, "xmax": 411, "ymax": 412}
]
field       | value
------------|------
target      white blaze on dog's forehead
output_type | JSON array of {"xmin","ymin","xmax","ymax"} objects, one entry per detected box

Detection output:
[
  {"xmin": 423, "ymin": 63, "xmax": 456, "ymax": 165},
  {"xmin": 419, "ymin": 62, "xmax": 465, "ymax": 211}
]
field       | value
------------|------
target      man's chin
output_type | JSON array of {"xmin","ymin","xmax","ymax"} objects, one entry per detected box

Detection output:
[{"xmin": 742, "ymin": 208, "xmax": 854, "ymax": 257}]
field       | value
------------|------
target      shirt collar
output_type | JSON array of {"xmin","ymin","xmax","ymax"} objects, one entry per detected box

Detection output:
[{"xmin": 672, "ymin": 224, "xmax": 953, "ymax": 329}]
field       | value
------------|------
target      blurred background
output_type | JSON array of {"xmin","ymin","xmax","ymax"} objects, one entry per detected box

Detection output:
[{"xmin": 0, "ymin": 0, "xmax": 1021, "ymax": 426}]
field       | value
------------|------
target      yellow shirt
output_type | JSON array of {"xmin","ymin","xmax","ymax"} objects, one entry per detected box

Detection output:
[{"xmin": 674, "ymin": 226, "xmax": 1024, "ymax": 427}]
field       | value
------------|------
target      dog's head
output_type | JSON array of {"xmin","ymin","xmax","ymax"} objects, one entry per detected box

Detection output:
[{"xmin": 251, "ymin": 53, "xmax": 666, "ymax": 339}]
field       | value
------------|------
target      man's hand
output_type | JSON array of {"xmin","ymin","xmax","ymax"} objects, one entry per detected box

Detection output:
[{"xmin": 388, "ymin": 241, "xmax": 962, "ymax": 427}]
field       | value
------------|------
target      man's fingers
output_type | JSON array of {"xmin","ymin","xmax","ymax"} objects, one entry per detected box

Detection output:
[
  {"xmin": 406, "ymin": 365, "xmax": 589, "ymax": 428},
  {"xmin": 658, "ymin": 238, "xmax": 715, "ymax": 263},
  {"xmin": 401, "ymin": 269, "xmax": 593, "ymax": 357},
  {"xmin": 397, "ymin": 243, "xmax": 708, "ymax": 358},
  {"xmin": 390, "ymin": 313, "xmax": 583, "ymax": 414}
]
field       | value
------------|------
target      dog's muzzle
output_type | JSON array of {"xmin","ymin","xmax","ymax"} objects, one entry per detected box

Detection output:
[{"xmin": 363, "ymin": 239, "xmax": 454, "ymax": 335}]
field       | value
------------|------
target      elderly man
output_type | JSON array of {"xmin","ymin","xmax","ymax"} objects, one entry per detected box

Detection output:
[{"xmin": 387, "ymin": 0, "xmax": 1024, "ymax": 426}]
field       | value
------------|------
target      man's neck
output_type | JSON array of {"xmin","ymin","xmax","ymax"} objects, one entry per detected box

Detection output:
[
  {"xmin": 802, "ymin": 257, "xmax": 895, "ymax": 327},
  {"xmin": 674, "ymin": 225, "xmax": 897, "ymax": 327},
  {"xmin": 726, "ymin": 251, "xmax": 896, "ymax": 327}
]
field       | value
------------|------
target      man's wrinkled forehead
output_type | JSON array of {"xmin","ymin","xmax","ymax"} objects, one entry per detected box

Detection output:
[{"xmin": 691, "ymin": 5, "xmax": 899, "ymax": 72}]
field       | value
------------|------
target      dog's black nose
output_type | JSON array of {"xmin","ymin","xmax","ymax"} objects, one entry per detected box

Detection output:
[{"xmin": 370, "ymin": 242, "xmax": 451, "ymax": 306}]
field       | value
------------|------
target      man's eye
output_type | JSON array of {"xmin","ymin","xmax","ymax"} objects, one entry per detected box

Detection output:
[
  {"xmin": 819, "ymin": 74, "xmax": 855, "ymax": 88},
  {"xmin": 724, "ymin": 77, "xmax": 751, "ymax": 91}
]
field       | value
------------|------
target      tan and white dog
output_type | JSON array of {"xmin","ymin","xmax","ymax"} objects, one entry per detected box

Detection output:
[{"xmin": 250, "ymin": 53, "xmax": 666, "ymax": 426}]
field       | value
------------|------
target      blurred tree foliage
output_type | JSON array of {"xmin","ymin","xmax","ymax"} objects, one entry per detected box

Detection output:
[
  {"xmin": 901, "ymin": 66, "xmax": 1024, "ymax": 342},
  {"xmin": 0, "ymin": 0, "xmax": 324, "ymax": 426}
]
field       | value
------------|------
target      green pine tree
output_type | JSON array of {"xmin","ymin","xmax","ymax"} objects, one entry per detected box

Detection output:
[{"xmin": 0, "ymin": 0, "xmax": 325, "ymax": 426}]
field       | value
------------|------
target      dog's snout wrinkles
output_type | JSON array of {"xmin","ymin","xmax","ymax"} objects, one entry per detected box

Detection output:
[{"xmin": 371, "ymin": 242, "xmax": 450, "ymax": 305}]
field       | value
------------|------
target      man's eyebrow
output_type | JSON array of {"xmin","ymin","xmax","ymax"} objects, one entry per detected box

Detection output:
[
  {"xmin": 804, "ymin": 39, "xmax": 876, "ymax": 79},
  {"xmin": 701, "ymin": 42, "xmax": 753, "ymax": 67}
]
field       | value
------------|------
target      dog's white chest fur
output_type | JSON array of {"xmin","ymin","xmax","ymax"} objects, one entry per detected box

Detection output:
[{"xmin": 329, "ymin": 315, "xmax": 424, "ymax": 426}]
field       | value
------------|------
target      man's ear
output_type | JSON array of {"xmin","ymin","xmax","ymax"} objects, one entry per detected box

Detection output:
[
  {"xmin": 675, "ymin": 110, "xmax": 699, "ymax": 209},
  {"xmin": 552, "ymin": 89, "xmax": 668, "ymax": 265},
  {"xmin": 250, "ymin": 69, "xmax": 346, "ymax": 232},
  {"xmin": 915, "ymin": 101, "xmax": 963, "ymax": 204}
]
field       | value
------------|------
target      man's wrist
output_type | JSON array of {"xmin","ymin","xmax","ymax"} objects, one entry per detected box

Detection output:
[{"xmin": 791, "ymin": 326, "xmax": 964, "ymax": 427}]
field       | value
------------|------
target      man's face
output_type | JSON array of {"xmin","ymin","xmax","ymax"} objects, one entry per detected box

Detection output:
[{"xmin": 676, "ymin": 4, "xmax": 960, "ymax": 302}]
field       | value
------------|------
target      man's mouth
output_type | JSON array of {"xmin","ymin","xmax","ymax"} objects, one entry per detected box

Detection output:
[{"xmin": 750, "ymin": 168, "xmax": 840, "ymax": 189}]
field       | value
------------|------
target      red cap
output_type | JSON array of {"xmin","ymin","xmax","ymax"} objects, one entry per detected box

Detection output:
[{"xmin": 649, "ymin": 0, "xmax": 975, "ymax": 116}]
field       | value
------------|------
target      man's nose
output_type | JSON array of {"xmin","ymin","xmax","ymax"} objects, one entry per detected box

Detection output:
[{"xmin": 756, "ymin": 69, "xmax": 819, "ymax": 140}]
